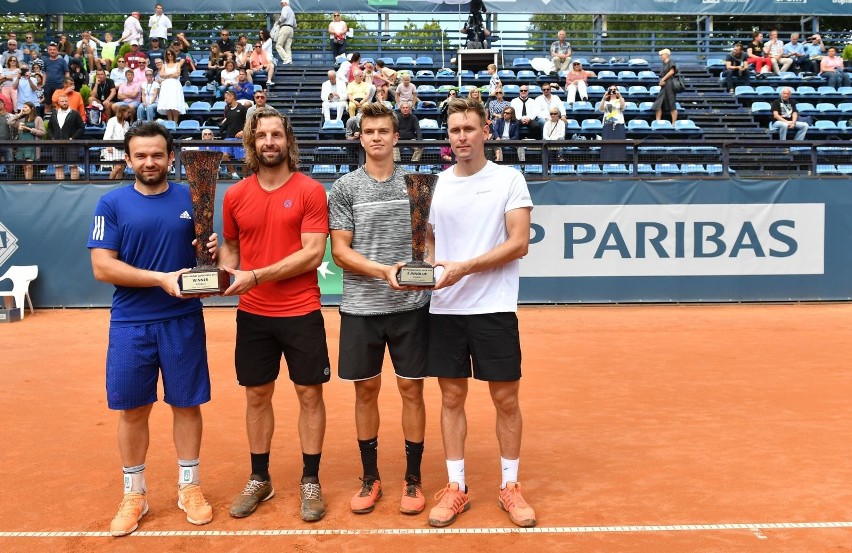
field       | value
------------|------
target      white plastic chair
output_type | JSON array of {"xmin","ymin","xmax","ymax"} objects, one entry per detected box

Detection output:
[{"xmin": 0, "ymin": 265, "xmax": 38, "ymax": 319}]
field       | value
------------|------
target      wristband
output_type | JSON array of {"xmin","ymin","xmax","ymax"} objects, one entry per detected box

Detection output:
[{"xmin": 251, "ymin": 270, "xmax": 258, "ymax": 286}]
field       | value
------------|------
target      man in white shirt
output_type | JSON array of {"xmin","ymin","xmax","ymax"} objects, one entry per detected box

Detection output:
[
  {"xmin": 425, "ymin": 97, "xmax": 535, "ymax": 530},
  {"xmin": 137, "ymin": 69, "xmax": 160, "ymax": 121},
  {"xmin": 763, "ymin": 29, "xmax": 792, "ymax": 75},
  {"xmin": 120, "ymin": 11, "xmax": 145, "ymax": 46},
  {"xmin": 75, "ymin": 30, "xmax": 102, "ymax": 72},
  {"xmin": 321, "ymin": 70, "xmax": 347, "ymax": 122},
  {"xmin": 533, "ymin": 83, "xmax": 565, "ymax": 124},
  {"xmin": 148, "ymin": 4, "xmax": 172, "ymax": 42},
  {"xmin": 110, "ymin": 58, "xmax": 129, "ymax": 85}
]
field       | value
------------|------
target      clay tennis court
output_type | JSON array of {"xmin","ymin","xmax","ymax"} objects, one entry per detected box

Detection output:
[{"xmin": 2, "ymin": 304, "xmax": 852, "ymax": 552}]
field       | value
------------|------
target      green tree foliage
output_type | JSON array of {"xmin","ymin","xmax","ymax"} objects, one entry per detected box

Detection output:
[{"xmin": 388, "ymin": 20, "xmax": 448, "ymax": 50}]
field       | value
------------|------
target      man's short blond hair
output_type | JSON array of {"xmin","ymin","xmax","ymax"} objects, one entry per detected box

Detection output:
[{"xmin": 446, "ymin": 97, "xmax": 488, "ymax": 127}]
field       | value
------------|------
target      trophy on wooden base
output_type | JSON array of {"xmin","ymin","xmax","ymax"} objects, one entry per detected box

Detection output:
[
  {"xmin": 397, "ymin": 173, "xmax": 438, "ymax": 287},
  {"xmin": 179, "ymin": 149, "xmax": 230, "ymax": 294}
]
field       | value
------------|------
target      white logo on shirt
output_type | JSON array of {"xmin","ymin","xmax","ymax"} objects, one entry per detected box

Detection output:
[{"xmin": 179, "ymin": 211, "xmax": 191, "ymax": 220}]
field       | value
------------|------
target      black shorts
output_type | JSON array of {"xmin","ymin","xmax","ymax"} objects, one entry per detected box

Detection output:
[
  {"xmin": 427, "ymin": 312, "xmax": 522, "ymax": 382},
  {"xmin": 338, "ymin": 304, "xmax": 429, "ymax": 381},
  {"xmin": 235, "ymin": 309, "xmax": 331, "ymax": 387}
]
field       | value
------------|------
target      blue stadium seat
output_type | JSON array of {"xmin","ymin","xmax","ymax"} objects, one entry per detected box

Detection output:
[
  {"xmin": 581, "ymin": 119, "xmax": 603, "ymax": 131},
  {"xmin": 816, "ymin": 164, "xmax": 839, "ymax": 175},
  {"xmin": 602, "ymin": 164, "xmax": 629, "ymax": 174},
  {"xmin": 512, "ymin": 57, "xmax": 532, "ymax": 69},
  {"xmin": 735, "ymin": 85, "xmax": 756, "ymax": 97},
  {"xmin": 587, "ymin": 85, "xmax": 606, "ymax": 97},
  {"xmin": 321, "ymin": 119, "xmax": 344, "ymax": 130},
  {"xmin": 675, "ymin": 120, "xmax": 700, "ymax": 133},
  {"xmin": 189, "ymin": 69, "xmax": 207, "ymax": 85},
  {"xmin": 476, "ymin": 70, "xmax": 491, "ymax": 81},
  {"xmin": 818, "ymin": 86, "xmax": 838, "ymax": 96},
  {"xmin": 814, "ymin": 120, "xmax": 839, "ymax": 131},
  {"xmin": 459, "ymin": 69, "xmax": 474, "ymax": 80},
  {"xmin": 838, "ymin": 86, "xmax": 852, "ymax": 96},
  {"xmin": 211, "ymin": 101, "xmax": 227, "ymax": 112},
  {"xmin": 516, "ymin": 69, "xmax": 536, "ymax": 81},
  {"xmin": 751, "ymin": 101, "xmax": 772, "ymax": 115},
  {"xmin": 617, "ymin": 71, "xmax": 638, "ymax": 81},
  {"xmin": 648, "ymin": 85, "xmax": 661, "ymax": 96},
  {"xmin": 681, "ymin": 163, "xmax": 707, "ymax": 175},
  {"xmin": 628, "ymin": 58, "xmax": 649, "ymax": 67},
  {"xmin": 416, "ymin": 56, "xmax": 433, "ymax": 65},
  {"xmin": 638, "ymin": 101, "xmax": 655, "ymax": 112},
  {"xmin": 628, "ymin": 85, "xmax": 649, "ymax": 97},
  {"xmin": 597, "ymin": 70, "xmax": 617, "ymax": 81},
  {"xmin": 188, "ymin": 101, "xmax": 212, "ymax": 114},
  {"xmin": 498, "ymin": 69, "xmax": 516, "ymax": 79},
  {"xmin": 637, "ymin": 70, "xmax": 657, "ymax": 81},
  {"xmin": 416, "ymin": 70, "xmax": 435, "ymax": 78},
  {"xmin": 838, "ymin": 102, "xmax": 852, "ymax": 114},
  {"xmin": 572, "ymin": 101, "xmax": 594, "ymax": 113},
  {"xmin": 622, "ymin": 101, "xmax": 639, "ymax": 112},
  {"xmin": 817, "ymin": 102, "xmax": 840, "ymax": 116},
  {"xmin": 182, "ymin": 84, "xmax": 200, "ymax": 95},
  {"xmin": 795, "ymin": 102, "xmax": 818, "ymax": 116},
  {"xmin": 627, "ymin": 119, "xmax": 650, "ymax": 134},
  {"xmin": 378, "ymin": 57, "xmax": 394, "ymax": 66},
  {"xmin": 527, "ymin": 85, "xmax": 542, "ymax": 95},
  {"xmin": 576, "ymin": 163, "xmax": 602, "ymax": 174},
  {"xmin": 524, "ymin": 164, "xmax": 543, "ymax": 175},
  {"xmin": 395, "ymin": 56, "xmax": 416, "ymax": 67},
  {"xmin": 416, "ymin": 84, "xmax": 437, "ymax": 94},
  {"xmin": 637, "ymin": 163, "xmax": 655, "ymax": 174},
  {"xmin": 651, "ymin": 120, "xmax": 674, "ymax": 132},
  {"xmin": 706, "ymin": 164, "xmax": 724, "ymax": 175},
  {"xmin": 655, "ymin": 163, "xmax": 680, "ymax": 174},
  {"xmin": 550, "ymin": 164, "xmax": 574, "ymax": 174},
  {"xmin": 157, "ymin": 120, "xmax": 177, "ymax": 130},
  {"xmin": 705, "ymin": 58, "xmax": 725, "ymax": 70},
  {"xmin": 837, "ymin": 164, "xmax": 852, "ymax": 174},
  {"xmin": 311, "ymin": 164, "xmax": 337, "ymax": 176},
  {"xmin": 797, "ymin": 85, "xmax": 818, "ymax": 96},
  {"xmin": 755, "ymin": 85, "xmax": 777, "ymax": 96},
  {"xmin": 502, "ymin": 84, "xmax": 519, "ymax": 97}
]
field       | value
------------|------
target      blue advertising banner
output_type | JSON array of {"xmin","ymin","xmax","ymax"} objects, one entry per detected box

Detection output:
[
  {"xmin": 0, "ymin": 178, "xmax": 850, "ymax": 308},
  {"xmin": 1, "ymin": 0, "xmax": 848, "ymax": 16}
]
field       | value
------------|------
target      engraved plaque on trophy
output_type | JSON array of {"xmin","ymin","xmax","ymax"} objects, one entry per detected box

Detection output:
[
  {"xmin": 397, "ymin": 173, "xmax": 438, "ymax": 287},
  {"xmin": 179, "ymin": 149, "xmax": 230, "ymax": 294}
]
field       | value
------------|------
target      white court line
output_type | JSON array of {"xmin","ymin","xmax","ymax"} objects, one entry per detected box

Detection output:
[{"xmin": 1, "ymin": 521, "xmax": 852, "ymax": 538}]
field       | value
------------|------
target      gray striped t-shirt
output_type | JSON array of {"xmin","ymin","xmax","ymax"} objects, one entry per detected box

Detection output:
[{"xmin": 328, "ymin": 165, "xmax": 430, "ymax": 316}]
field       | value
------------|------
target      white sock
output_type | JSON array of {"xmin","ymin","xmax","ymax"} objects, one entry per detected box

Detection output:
[
  {"xmin": 178, "ymin": 458, "xmax": 200, "ymax": 488},
  {"xmin": 501, "ymin": 457, "xmax": 519, "ymax": 489},
  {"xmin": 123, "ymin": 464, "xmax": 146, "ymax": 494},
  {"xmin": 446, "ymin": 459, "xmax": 465, "ymax": 490}
]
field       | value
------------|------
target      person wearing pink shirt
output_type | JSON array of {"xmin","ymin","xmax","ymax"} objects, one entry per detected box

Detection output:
[
  {"xmin": 249, "ymin": 41, "xmax": 274, "ymax": 86},
  {"xmin": 820, "ymin": 47, "xmax": 850, "ymax": 88}
]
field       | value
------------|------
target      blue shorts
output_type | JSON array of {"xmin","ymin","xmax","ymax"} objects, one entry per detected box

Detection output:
[{"xmin": 106, "ymin": 311, "xmax": 211, "ymax": 410}]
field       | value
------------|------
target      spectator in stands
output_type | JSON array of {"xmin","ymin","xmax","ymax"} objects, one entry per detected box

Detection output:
[
  {"xmin": 89, "ymin": 69, "xmax": 116, "ymax": 121},
  {"xmin": 200, "ymin": 126, "xmax": 233, "ymax": 169},
  {"xmin": 218, "ymin": 59, "xmax": 239, "ymax": 100},
  {"xmin": 439, "ymin": 88, "xmax": 458, "ymax": 126},
  {"xmin": 57, "ymin": 34, "xmax": 74, "ymax": 61},
  {"xmin": 147, "ymin": 37, "xmax": 166, "ymax": 66},
  {"xmin": 169, "ymin": 40, "xmax": 195, "ymax": 84},
  {"xmin": 1, "ymin": 56, "xmax": 22, "ymax": 109},
  {"xmin": 771, "ymin": 87, "xmax": 808, "ymax": 141},
  {"xmin": 0, "ymin": 102, "xmax": 12, "ymax": 168},
  {"xmin": 102, "ymin": 104, "xmax": 132, "ymax": 179},
  {"xmin": 216, "ymin": 28, "xmax": 235, "ymax": 55},
  {"xmin": 249, "ymin": 40, "xmax": 274, "ymax": 86},
  {"xmin": 21, "ymin": 33, "xmax": 40, "ymax": 64},
  {"xmin": 374, "ymin": 59, "xmax": 397, "ymax": 100},
  {"xmin": 375, "ymin": 87, "xmax": 393, "ymax": 110},
  {"xmin": 74, "ymin": 30, "xmax": 102, "ymax": 73},
  {"xmin": 486, "ymin": 63, "xmax": 501, "ymax": 96},
  {"xmin": 276, "ymin": 0, "xmax": 296, "ymax": 65},
  {"xmin": 157, "ymin": 49, "xmax": 185, "ymax": 122},
  {"xmin": 395, "ymin": 72, "xmax": 418, "ymax": 106},
  {"xmin": 328, "ymin": 11, "xmax": 348, "ymax": 61},
  {"xmin": 68, "ymin": 59, "xmax": 89, "ymax": 92},
  {"xmin": 114, "ymin": 69, "xmax": 142, "ymax": 113},
  {"xmin": 803, "ymin": 34, "xmax": 825, "ymax": 74},
  {"xmin": 347, "ymin": 70, "xmax": 371, "ymax": 117},
  {"xmin": 137, "ymin": 68, "xmax": 159, "ymax": 121},
  {"xmin": 783, "ymin": 33, "xmax": 809, "ymax": 73},
  {"xmin": 14, "ymin": 64, "xmax": 41, "ymax": 112},
  {"xmin": 94, "ymin": 32, "xmax": 121, "ymax": 72},
  {"xmin": 120, "ymin": 11, "xmax": 145, "ymax": 46},
  {"xmin": 207, "ymin": 43, "xmax": 226, "ymax": 85},
  {"xmin": 724, "ymin": 42, "xmax": 750, "ymax": 93},
  {"xmin": 394, "ymin": 100, "xmax": 421, "ymax": 162},
  {"xmin": 599, "ymin": 85, "xmax": 627, "ymax": 162},
  {"xmin": 9, "ymin": 101, "xmax": 44, "ymax": 180},
  {"xmin": 234, "ymin": 43, "xmax": 250, "ymax": 72},
  {"xmin": 246, "ymin": 89, "xmax": 269, "ymax": 120},
  {"xmin": 467, "ymin": 87, "xmax": 485, "ymax": 109},
  {"xmin": 220, "ymin": 89, "xmax": 247, "ymax": 139},
  {"xmin": 1, "ymin": 39, "xmax": 23, "ymax": 67},
  {"xmin": 534, "ymin": 83, "xmax": 565, "ymax": 125},
  {"xmin": 485, "ymin": 86, "xmax": 511, "ymax": 124},
  {"xmin": 820, "ymin": 47, "xmax": 850, "ymax": 89},
  {"xmin": 47, "ymin": 93, "xmax": 85, "ymax": 180},
  {"xmin": 110, "ymin": 58, "xmax": 128, "ymax": 86},
  {"xmin": 52, "ymin": 76, "xmax": 86, "ymax": 121},
  {"xmin": 148, "ymin": 3, "xmax": 172, "ymax": 43},
  {"xmin": 746, "ymin": 31, "xmax": 769, "ymax": 75},
  {"xmin": 564, "ymin": 61, "xmax": 595, "ymax": 106},
  {"xmin": 259, "ymin": 28, "xmax": 276, "ymax": 73},
  {"xmin": 491, "ymin": 105, "xmax": 518, "ymax": 162},
  {"xmin": 152, "ymin": 57, "xmax": 164, "ymax": 81},
  {"xmin": 764, "ymin": 29, "xmax": 792, "ymax": 75},
  {"xmin": 175, "ymin": 31, "xmax": 191, "ymax": 53},
  {"xmin": 42, "ymin": 43, "xmax": 69, "ymax": 110},
  {"xmin": 511, "ymin": 84, "xmax": 541, "ymax": 138},
  {"xmin": 345, "ymin": 106, "xmax": 361, "ymax": 139},
  {"xmin": 550, "ymin": 30, "xmax": 573, "ymax": 74},
  {"xmin": 440, "ymin": 144, "xmax": 454, "ymax": 169},
  {"xmin": 321, "ymin": 69, "xmax": 346, "ymax": 122},
  {"xmin": 338, "ymin": 51, "xmax": 361, "ymax": 85},
  {"xmin": 653, "ymin": 48, "xmax": 678, "ymax": 124},
  {"xmin": 231, "ymin": 68, "xmax": 255, "ymax": 106},
  {"xmin": 124, "ymin": 43, "xmax": 148, "ymax": 70},
  {"xmin": 542, "ymin": 107, "xmax": 565, "ymax": 141},
  {"xmin": 132, "ymin": 58, "xmax": 149, "ymax": 85}
]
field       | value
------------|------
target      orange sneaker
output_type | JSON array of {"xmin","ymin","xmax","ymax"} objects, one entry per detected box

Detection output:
[
  {"xmin": 109, "ymin": 492, "xmax": 149, "ymax": 537},
  {"xmin": 427, "ymin": 483, "xmax": 469, "ymax": 527},
  {"xmin": 400, "ymin": 478, "xmax": 426, "ymax": 515},
  {"xmin": 498, "ymin": 482, "xmax": 536, "ymax": 527},
  {"xmin": 350, "ymin": 478, "xmax": 382, "ymax": 514},
  {"xmin": 178, "ymin": 483, "xmax": 213, "ymax": 525}
]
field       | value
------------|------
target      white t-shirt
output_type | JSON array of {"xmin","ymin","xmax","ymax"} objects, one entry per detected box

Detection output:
[
  {"xmin": 123, "ymin": 16, "xmax": 144, "ymax": 46},
  {"xmin": 429, "ymin": 161, "xmax": 533, "ymax": 315},
  {"xmin": 76, "ymin": 39, "xmax": 99, "ymax": 57},
  {"xmin": 148, "ymin": 13, "xmax": 172, "ymax": 40}
]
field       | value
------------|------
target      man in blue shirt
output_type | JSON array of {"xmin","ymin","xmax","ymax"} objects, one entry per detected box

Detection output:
[
  {"xmin": 782, "ymin": 33, "xmax": 809, "ymax": 73},
  {"xmin": 88, "ymin": 122, "xmax": 219, "ymax": 537},
  {"xmin": 802, "ymin": 34, "xmax": 826, "ymax": 74}
]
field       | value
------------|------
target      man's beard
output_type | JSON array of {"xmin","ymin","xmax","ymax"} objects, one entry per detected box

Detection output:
[
  {"xmin": 136, "ymin": 166, "xmax": 169, "ymax": 186},
  {"xmin": 257, "ymin": 148, "xmax": 287, "ymax": 168}
]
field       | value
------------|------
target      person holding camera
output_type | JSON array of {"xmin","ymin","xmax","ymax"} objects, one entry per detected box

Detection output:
[{"xmin": 599, "ymin": 85, "xmax": 626, "ymax": 162}]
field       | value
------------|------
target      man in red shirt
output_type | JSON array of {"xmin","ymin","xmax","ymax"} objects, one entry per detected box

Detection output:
[
  {"xmin": 123, "ymin": 43, "xmax": 148, "ymax": 70},
  {"xmin": 219, "ymin": 107, "xmax": 330, "ymax": 523}
]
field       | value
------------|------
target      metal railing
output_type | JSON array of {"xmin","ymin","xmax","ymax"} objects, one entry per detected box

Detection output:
[{"xmin": 0, "ymin": 139, "xmax": 849, "ymax": 183}]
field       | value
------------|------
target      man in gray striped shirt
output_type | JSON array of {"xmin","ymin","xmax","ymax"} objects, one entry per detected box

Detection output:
[{"xmin": 328, "ymin": 102, "xmax": 429, "ymax": 517}]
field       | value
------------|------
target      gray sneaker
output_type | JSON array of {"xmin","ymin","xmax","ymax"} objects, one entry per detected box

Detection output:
[
  {"xmin": 299, "ymin": 478, "xmax": 325, "ymax": 522},
  {"xmin": 229, "ymin": 474, "xmax": 274, "ymax": 518}
]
